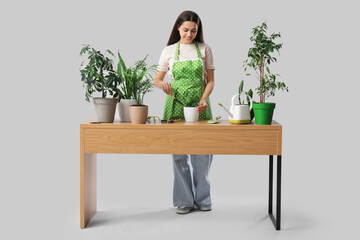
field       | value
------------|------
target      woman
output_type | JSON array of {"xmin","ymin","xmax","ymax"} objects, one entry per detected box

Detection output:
[{"xmin": 154, "ymin": 10, "xmax": 215, "ymax": 214}]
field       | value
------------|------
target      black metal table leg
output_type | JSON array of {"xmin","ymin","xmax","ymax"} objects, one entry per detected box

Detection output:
[
  {"xmin": 268, "ymin": 155, "xmax": 273, "ymax": 215},
  {"xmin": 268, "ymin": 155, "xmax": 282, "ymax": 230}
]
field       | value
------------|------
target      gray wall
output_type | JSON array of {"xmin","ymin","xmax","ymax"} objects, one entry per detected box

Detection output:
[{"xmin": 1, "ymin": 0, "xmax": 359, "ymax": 239}]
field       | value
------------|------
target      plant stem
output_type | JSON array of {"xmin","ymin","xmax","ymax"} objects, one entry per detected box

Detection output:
[{"xmin": 260, "ymin": 60, "xmax": 265, "ymax": 103}]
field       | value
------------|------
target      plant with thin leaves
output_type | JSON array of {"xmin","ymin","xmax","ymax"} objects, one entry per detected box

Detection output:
[
  {"xmin": 79, "ymin": 44, "xmax": 122, "ymax": 102},
  {"xmin": 238, "ymin": 80, "xmax": 254, "ymax": 121},
  {"xmin": 243, "ymin": 21, "xmax": 288, "ymax": 104},
  {"xmin": 117, "ymin": 53, "xmax": 157, "ymax": 105},
  {"xmin": 238, "ymin": 80, "xmax": 253, "ymax": 105}
]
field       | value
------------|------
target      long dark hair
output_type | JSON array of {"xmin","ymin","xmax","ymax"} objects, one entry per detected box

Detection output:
[{"xmin": 167, "ymin": 10, "xmax": 204, "ymax": 46}]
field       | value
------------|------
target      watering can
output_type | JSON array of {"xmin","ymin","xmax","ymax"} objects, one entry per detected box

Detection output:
[{"xmin": 218, "ymin": 93, "xmax": 253, "ymax": 124}]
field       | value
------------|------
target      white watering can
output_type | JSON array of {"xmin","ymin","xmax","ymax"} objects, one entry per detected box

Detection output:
[{"xmin": 218, "ymin": 93, "xmax": 253, "ymax": 124}]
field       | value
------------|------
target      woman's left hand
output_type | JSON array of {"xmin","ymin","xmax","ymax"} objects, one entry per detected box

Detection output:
[{"xmin": 197, "ymin": 99, "xmax": 208, "ymax": 113}]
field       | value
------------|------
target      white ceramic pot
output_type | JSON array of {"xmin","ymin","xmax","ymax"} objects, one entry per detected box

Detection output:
[
  {"xmin": 118, "ymin": 99, "xmax": 137, "ymax": 122},
  {"xmin": 184, "ymin": 107, "xmax": 199, "ymax": 122},
  {"xmin": 93, "ymin": 97, "xmax": 118, "ymax": 123}
]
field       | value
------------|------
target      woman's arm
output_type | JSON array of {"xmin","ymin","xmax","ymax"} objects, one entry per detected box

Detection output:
[
  {"xmin": 154, "ymin": 71, "xmax": 172, "ymax": 96},
  {"xmin": 198, "ymin": 69, "xmax": 215, "ymax": 113}
]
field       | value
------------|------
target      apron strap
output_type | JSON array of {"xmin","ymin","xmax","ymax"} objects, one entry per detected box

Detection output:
[
  {"xmin": 194, "ymin": 41, "xmax": 202, "ymax": 59},
  {"xmin": 175, "ymin": 41, "xmax": 180, "ymax": 61},
  {"xmin": 175, "ymin": 41, "xmax": 202, "ymax": 61}
]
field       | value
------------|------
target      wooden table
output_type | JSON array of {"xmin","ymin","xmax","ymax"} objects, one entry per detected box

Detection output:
[{"xmin": 80, "ymin": 120, "xmax": 283, "ymax": 230}]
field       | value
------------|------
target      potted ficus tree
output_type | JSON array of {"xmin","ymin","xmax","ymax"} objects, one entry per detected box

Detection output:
[
  {"xmin": 117, "ymin": 53, "xmax": 157, "ymax": 124},
  {"xmin": 243, "ymin": 21, "xmax": 288, "ymax": 125},
  {"xmin": 80, "ymin": 44, "xmax": 122, "ymax": 123}
]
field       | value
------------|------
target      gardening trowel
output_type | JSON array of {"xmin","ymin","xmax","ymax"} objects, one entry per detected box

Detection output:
[{"xmin": 170, "ymin": 94, "xmax": 185, "ymax": 106}]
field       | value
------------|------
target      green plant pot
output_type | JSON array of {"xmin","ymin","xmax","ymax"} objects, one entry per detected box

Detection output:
[{"xmin": 252, "ymin": 102, "xmax": 276, "ymax": 125}]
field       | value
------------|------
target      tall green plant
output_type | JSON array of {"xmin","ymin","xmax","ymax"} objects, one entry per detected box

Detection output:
[
  {"xmin": 243, "ymin": 21, "xmax": 288, "ymax": 104},
  {"xmin": 117, "ymin": 53, "xmax": 157, "ymax": 105},
  {"xmin": 80, "ymin": 44, "xmax": 122, "ymax": 102}
]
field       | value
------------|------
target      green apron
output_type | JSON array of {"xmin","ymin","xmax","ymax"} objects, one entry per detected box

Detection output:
[{"xmin": 163, "ymin": 41, "xmax": 213, "ymax": 120}]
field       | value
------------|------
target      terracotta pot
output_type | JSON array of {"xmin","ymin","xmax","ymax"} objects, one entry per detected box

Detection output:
[{"xmin": 129, "ymin": 105, "xmax": 148, "ymax": 124}]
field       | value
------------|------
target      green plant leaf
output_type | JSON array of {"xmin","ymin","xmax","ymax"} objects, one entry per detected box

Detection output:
[
  {"xmin": 266, "ymin": 66, "xmax": 270, "ymax": 74},
  {"xmin": 106, "ymin": 49, "xmax": 115, "ymax": 57},
  {"xmin": 239, "ymin": 80, "xmax": 244, "ymax": 94}
]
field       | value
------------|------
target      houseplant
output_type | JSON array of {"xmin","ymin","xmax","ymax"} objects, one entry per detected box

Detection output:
[
  {"xmin": 116, "ymin": 53, "xmax": 136, "ymax": 122},
  {"xmin": 117, "ymin": 53, "xmax": 157, "ymax": 124},
  {"xmin": 238, "ymin": 80, "xmax": 254, "ymax": 122},
  {"xmin": 80, "ymin": 44, "xmax": 122, "ymax": 122},
  {"xmin": 243, "ymin": 21, "xmax": 288, "ymax": 125}
]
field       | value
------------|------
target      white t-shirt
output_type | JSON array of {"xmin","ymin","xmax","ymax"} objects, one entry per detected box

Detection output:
[{"xmin": 157, "ymin": 42, "xmax": 215, "ymax": 81}]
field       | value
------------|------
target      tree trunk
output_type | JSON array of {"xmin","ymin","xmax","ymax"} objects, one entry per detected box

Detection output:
[{"xmin": 260, "ymin": 61, "xmax": 265, "ymax": 103}]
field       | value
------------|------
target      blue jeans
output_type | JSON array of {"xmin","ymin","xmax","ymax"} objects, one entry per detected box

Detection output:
[{"xmin": 172, "ymin": 154, "xmax": 213, "ymax": 207}]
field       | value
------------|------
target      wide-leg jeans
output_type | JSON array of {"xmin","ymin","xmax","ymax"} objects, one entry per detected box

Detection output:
[{"xmin": 172, "ymin": 154, "xmax": 213, "ymax": 208}]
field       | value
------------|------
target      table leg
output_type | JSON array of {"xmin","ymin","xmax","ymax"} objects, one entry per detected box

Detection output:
[
  {"xmin": 268, "ymin": 155, "xmax": 282, "ymax": 230},
  {"xmin": 80, "ymin": 152, "xmax": 97, "ymax": 228},
  {"xmin": 268, "ymin": 155, "xmax": 273, "ymax": 215}
]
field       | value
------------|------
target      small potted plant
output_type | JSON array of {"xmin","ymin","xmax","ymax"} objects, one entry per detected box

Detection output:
[
  {"xmin": 80, "ymin": 44, "xmax": 122, "ymax": 123},
  {"xmin": 243, "ymin": 21, "xmax": 288, "ymax": 125},
  {"xmin": 238, "ymin": 80, "xmax": 254, "ymax": 122},
  {"xmin": 117, "ymin": 53, "xmax": 157, "ymax": 124},
  {"xmin": 183, "ymin": 100, "xmax": 199, "ymax": 122}
]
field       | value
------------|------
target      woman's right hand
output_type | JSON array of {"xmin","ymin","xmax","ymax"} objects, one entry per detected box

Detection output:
[
  {"xmin": 154, "ymin": 71, "xmax": 172, "ymax": 96},
  {"xmin": 161, "ymin": 82, "xmax": 172, "ymax": 96}
]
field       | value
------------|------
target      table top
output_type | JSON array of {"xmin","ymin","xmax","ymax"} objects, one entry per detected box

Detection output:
[{"xmin": 81, "ymin": 119, "xmax": 282, "ymax": 130}]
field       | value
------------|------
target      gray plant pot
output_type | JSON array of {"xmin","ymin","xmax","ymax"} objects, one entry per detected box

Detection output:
[
  {"xmin": 118, "ymin": 99, "xmax": 137, "ymax": 122},
  {"xmin": 93, "ymin": 97, "xmax": 118, "ymax": 123}
]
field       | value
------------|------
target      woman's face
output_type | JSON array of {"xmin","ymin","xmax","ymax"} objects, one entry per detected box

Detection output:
[{"xmin": 178, "ymin": 21, "xmax": 198, "ymax": 44}]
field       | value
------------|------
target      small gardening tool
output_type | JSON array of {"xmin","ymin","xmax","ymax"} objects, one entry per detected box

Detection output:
[
  {"xmin": 147, "ymin": 116, "xmax": 161, "ymax": 123},
  {"xmin": 160, "ymin": 119, "xmax": 182, "ymax": 124},
  {"xmin": 160, "ymin": 116, "xmax": 183, "ymax": 124},
  {"xmin": 170, "ymin": 94, "xmax": 186, "ymax": 106},
  {"xmin": 207, "ymin": 115, "xmax": 222, "ymax": 124}
]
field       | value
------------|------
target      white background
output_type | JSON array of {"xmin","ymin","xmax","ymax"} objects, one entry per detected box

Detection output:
[{"xmin": 1, "ymin": 0, "xmax": 359, "ymax": 239}]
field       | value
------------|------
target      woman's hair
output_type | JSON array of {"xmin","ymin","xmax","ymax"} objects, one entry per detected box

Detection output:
[{"xmin": 167, "ymin": 10, "xmax": 204, "ymax": 46}]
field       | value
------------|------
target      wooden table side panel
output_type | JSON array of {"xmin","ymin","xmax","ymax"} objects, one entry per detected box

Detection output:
[
  {"xmin": 84, "ymin": 128, "xmax": 280, "ymax": 155},
  {"xmin": 80, "ymin": 129, "xmax": 97, "ymax": 229},
  {"xmin": 278, "ymin": 128, "xmax": 282, "ymax": 155},
  {"xmin": 80, "ymin": 128, "xmax": 85, "ymax": 228}
]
